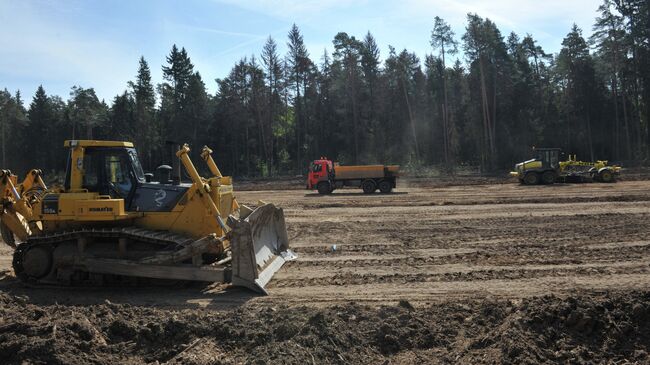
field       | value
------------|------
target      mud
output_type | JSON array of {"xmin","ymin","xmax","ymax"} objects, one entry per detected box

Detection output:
[
  {"xmin": 2, "ymin": 179, "xmax": 650, "ymax": 363},
  {"xmin": 1, "ymin": 291, "xmax": 649, "ymax": 364}
]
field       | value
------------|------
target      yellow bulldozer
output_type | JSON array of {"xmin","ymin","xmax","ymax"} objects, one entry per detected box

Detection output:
[
  {"xmin": 0, "ymin": 140, "xmax": 295, "ymax": 294},
  {"xmin": 510, "ymin": 147, "xmax": 621, "ymax": 185}
]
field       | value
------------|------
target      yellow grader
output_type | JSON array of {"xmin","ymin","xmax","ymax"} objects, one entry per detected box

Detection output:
[
  {"xmin": 510, "ymin": 147, "xmax": 621, "ymax": 185},
  {"xmin": 0, "ymin": 140, "xmax": 294, "ymax": 294}
]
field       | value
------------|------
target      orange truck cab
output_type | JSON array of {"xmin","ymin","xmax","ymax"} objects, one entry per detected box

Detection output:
[{"xmin": 307, "ymin": 158, "xmax": 399, "ymax": 195}]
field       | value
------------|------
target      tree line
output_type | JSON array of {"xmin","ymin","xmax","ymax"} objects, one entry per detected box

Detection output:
[{"xmin": 1, "ymin": 0, "xmax": 648, "ymax": 178}]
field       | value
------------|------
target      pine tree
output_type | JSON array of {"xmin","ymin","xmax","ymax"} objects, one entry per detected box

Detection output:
[
  {"xmin": 162, "ymin": 45, "xmax": 195, "ymax": 145},
  {"xmin": 592, "ymin": 0, "xmax": 631, "ymax": 159},
  {"xmin": 431, "ymin": 16, "xmax": 459, "ymax": 168},
  {"xmin": 333, "ymin": 32, "xmax": 363, "ymax": 163},
  {"xmin": 360, "ymin": 32, "xmax": 381, "ymax": 159},
  {"xmin": 162, "ymin": 45, "xmax": 194, "ymax": 106},
  {"xmin": 262, "ymin": 36, "xmax": 283, "ymax": 173},
  {"xmin": 0, "ymin": 90, "xmax": 13, "ymax": 167},
  {"xmin": 612, "ymin": 0, "xmax": 650, "ymax": 157},
  {"xmin": 557, "ymin": 24, "xmax": 598, "ymax": 160},
  {"xmin": 462, "ymin": 14, "xmax": 509, "ymax": 168},
  {"xmin": 287, "ymin": 24, "xmax": 310, "ymax": 169},
  {"xmin": 27, "ymin": 86, "xmax": 54, "ymax": 168},
  {"xmin": 185, "ymin": 72, "xmax": 210, "ymax": 149},
  {"xmin": 108, "ymin": 92, "xmax": 135, "ymax": 141},
  {"xmin": 68, "ymin": 86, "xmax": 106, "ymax": 140},
  {"xmin": 4, "ymin": 5, "xmax": 650, "ymax": 176},
  {"xmin": 129, "ymin": 56, "xmax": 157, "ymax": 168}
]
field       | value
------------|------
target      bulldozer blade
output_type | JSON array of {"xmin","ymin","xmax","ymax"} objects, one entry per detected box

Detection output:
[{"xmin": 229, "ymin": 203, "xmax": 295, "ymax": 294}]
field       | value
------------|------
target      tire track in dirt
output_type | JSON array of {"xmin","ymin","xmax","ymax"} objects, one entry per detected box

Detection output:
[
  {"xmin": 2, "ymin": 180, "xmax": 650, "ymax": 364},
  {"xmin": 238, "ymin": 180, "xmax": 650, "ymax": 305},
  {"xmin": 1, "ymin": 181, "xmax": 650, "ymax": 307}
]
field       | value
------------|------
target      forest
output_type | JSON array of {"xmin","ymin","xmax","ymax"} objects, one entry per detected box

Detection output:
[{"xmin": 0, "ymin": 0, "xmax": 648, "ymax": 177}]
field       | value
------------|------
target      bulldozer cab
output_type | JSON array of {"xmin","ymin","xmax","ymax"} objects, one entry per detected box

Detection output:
[
  {"xmin": 533, "ymin": 148, "xmax": 561, "ymax": 170},
  {"xmin": 64, "ymin": 141, "xmax": 145, "ymax": 200},
  {"xmin": 67, "ymin": 147, "xmax": 144, "ymax": 197},
  {"xmin": 63, "ymin": 140, "xmax": 191, "ymax": 212}
]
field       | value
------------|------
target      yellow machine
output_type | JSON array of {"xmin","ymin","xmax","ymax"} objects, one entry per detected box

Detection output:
[
  {"xmin": 510, "ymin": 147, "xmax": 621, "ymax": 185},
  {"xmin": 0, "ymin": 140, "xmax": 294, "ymax": 294}
]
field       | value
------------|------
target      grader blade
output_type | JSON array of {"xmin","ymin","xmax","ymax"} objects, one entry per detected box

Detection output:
[{"xmin": 229, "ymin": 203, "xmax": 295, "ymax": 294}]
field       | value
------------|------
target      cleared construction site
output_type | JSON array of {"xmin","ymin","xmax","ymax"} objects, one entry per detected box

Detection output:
[
  {"xmin": 1, "ymin": 177, "xmax": 650, "ymax": 364},
  {"xmin": 2, "ymin": 0, "xmax": 650, "ymax": 361}
]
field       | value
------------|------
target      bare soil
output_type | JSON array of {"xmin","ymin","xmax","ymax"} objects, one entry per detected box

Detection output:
[{"xmin": 2, "ymin": 179, "xmax": 650, "ymax": 364}]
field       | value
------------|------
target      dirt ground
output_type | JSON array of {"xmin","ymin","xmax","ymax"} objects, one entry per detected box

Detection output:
[{"xmin": 2, "ymin": 179, "xmax": 650, "ymax": 364}]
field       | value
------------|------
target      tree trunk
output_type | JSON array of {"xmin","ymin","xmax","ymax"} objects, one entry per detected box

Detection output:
[
  {"xmin": 268, "ymin": 81, "xmax": 274, "ymax": 177},
  {"xmin": 245, "ymin": 127, "xmax": 250, "ymax": 177},
  {"xmin": 586, "ymin": 103, "xmax": 594, "ymax": 161},
  {"xmin": 348, "ymin": 66, "xmax": 360, "ymax": 165},
  {"xmin": 621, "ymin": 78, "xmax": 632, "ymax": 159},
  {"xmin": 611, "ymin": 32, "xmax": 631, "ymax": 160},
  {"xmin": 253, "ymin": 89, "xmax": 268, "ymax": 177},
  {"xmin": 302, "ymin": 76, "xmax": 310, "ymax": 167},
  {"xmin": 295, "ymin": 79, "xmax": 301, "ymax": 172},
  {"xmin": 631, "ymin": 41, "xmax": 645, "ymax": 157},
  {"xmin": 441, "ymin": 44, "xmax": 450, "ymax": 168},
  {"xmin": 441, "ymin": 103, "xmax": 448, "ymax": 166},
  {"xmin": 563, "ymin": 84, "xmax": 571, "ymax": 152},
  {"xmin": 402, "ymin": 75, "xmax": 419, "ymax": 160},
  {"xmin": 491, "ymin": 69, "xmax": 498, "ymax": 162},
  {"xmin": 478, "ymin": 57, "xmax": 492, "ymax": 168}
]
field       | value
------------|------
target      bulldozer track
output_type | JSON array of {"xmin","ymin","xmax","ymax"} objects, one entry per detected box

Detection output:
[
  {"xmin": 23, "ymin": 227, "xmax": 195, "ymax": 246},
  {"xmin": 13, "ymin": 227, "xmax": 198, "ymax": 285}
]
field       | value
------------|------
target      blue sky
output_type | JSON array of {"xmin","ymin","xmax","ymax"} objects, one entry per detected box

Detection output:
[{"xmin": 0, "ymin": 0, "xmax": 602, "ymax": 103}]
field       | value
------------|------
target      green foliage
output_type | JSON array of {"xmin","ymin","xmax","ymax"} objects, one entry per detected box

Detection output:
[
  {"xmin": 68, "ymin": 86, "xmax": 107, "ymax": 140},
  {"xmin": 3, "ymin": 5, "xmax": 650, "ymax": 177}
]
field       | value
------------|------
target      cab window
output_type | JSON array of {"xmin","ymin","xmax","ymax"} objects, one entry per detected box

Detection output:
[
  {"xmin": 128, "ymin": 148, "xmax": 145, "ymax": 182},
  {"xmin": 311, "ymin": 163, "xmax": 322, "ymax": 173},
  {"xmin": 549, "ymin": 151, "xmax": 559, "ymax": 168},
  {"xmin": 104, "ymin": 153, "xmax": 133, "ymax": 197},
  {"xmin": 82, "ymin": 153, "xmax": 99, "ymax": 190}
]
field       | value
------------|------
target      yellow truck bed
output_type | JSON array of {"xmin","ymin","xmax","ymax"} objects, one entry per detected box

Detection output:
[{"xmin": 334, "ymin": 165, "xmax": 400, "ymax": 180}]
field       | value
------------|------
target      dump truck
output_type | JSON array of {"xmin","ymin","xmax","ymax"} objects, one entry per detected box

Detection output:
[
  {"xmin": 307, "ymin": 158, "xmax": 400, "ymax": 194},
  {"xmin": 510, "ymin": 147, "xmax": 621, "ymax": 185},
  {"xmin": 0, "ymin": 140, "xmax": 295, "ymax": 294}
]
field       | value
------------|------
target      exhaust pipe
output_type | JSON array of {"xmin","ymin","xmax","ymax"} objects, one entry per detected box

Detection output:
[{"xmin": 166, "ymin": 141, "xmax": 182, "ymax": 185}]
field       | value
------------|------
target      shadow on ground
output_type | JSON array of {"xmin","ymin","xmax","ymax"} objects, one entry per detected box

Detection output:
[
  {"xmin": 0, "ymin": 270, "xmax": 255, "ymax": 310},
  {"xmin": 304, "ymin": 191, "xmax": 409, "ymax": 197}
]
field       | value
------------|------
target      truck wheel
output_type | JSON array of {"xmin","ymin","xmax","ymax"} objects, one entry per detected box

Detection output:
[
  {"xmin": 362, "ymin": 179, "xmax": 377, "ymax": 194},
  {"xmin": 317, "ymin": 182, "xmax": 331, "ymax": 195},
  {"xmin": 523, "ymin": 172, "xmax": 540, "ymax": 185},
  {"xmin": 599, "ymin": 169, "xmax": 614, "ymax": 183},
  {"xmin": 541, "ymin": 171, "xmax": 556, "ymax": 185},
  {"xmin": 378, "ymin": 180, "xmax": 393, "ymax": 193}
]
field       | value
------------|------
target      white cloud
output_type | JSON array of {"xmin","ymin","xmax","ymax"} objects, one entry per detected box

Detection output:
[
  {"xmin": 173, "ymin": 24, "xmax": 264, "ymax": 39},
  {"xmin": 0, "ymin": 1, "xmax": 136, "ymax": 100},
  {"xmin": 398, "ymin": 0, "xmax": 600, "ymax": 50},
  {"xmin": 212, "ymin": 0, "xmax": 364, "ymax": 19},
  {"xmin": 0, "ymin": 0, "xmax": 604, "ymax": 101},
  {"xmin": 215, "ymin": 0, "xmax": 601, "ymax": 61},
  {"xmin": 400, "ymin": 0, "xmax": 599, "ymax": 27}
]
